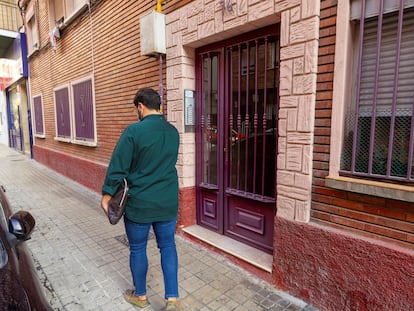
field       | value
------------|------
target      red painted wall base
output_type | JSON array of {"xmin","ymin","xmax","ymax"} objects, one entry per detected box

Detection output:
[
  {"xmin": 33, "ymin": 145, "xmax": 107, "ymax": 193},
  {"xmin": 178, "ymin": 187, "xmax": 196, "ymax": 226},
  {"xmin": 273, "ymin": 217, "xmax": 414, "ymax": 311},
  {"xmin": 34, "ymin": 146, "xmax": 414, "ymax": 310},
  {"xmin": 32, "ymin": 145, "xmax": 196, "ymax": 228}
]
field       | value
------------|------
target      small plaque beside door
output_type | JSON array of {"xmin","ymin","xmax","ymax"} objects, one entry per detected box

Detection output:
[{"xmin": 184, "ymin": 89, "xmax": 195, "ymax": 132}]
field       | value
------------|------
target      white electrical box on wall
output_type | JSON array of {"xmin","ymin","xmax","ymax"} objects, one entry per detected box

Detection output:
[{"xmin": 140, "ymin": 11, "xmax": 166, "ymax": 56}]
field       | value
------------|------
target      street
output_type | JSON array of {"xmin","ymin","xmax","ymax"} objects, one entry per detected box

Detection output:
[{"xmin": 0, "ymin": 144, "xmax": 314, "ymax": 311}]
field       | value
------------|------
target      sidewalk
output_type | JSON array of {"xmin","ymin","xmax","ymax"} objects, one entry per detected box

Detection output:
[{"xmin": 0, "ymin": 145, "xmax": 315, "ymax": 311}]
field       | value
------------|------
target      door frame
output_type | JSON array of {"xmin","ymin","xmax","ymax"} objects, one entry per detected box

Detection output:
[{"xmin": 195, "ymin": 25, "xmax": 280, "ymax": 253}]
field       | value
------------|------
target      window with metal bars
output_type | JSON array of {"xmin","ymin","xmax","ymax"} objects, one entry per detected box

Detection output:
[
  {"xmin": 341, "ymin": 1, "xmax": 414, "ymax": 182},
  {"xmin": 226, "ymin": 38, "xmax": 278, "ymax": 199}
]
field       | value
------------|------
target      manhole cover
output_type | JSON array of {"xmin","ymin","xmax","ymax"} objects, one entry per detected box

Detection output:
[
  {"xmin": 115, "ymin": 234, "xmax": 129, "ymax": 246},
  {"xmin": 115, "ymin": 231, "xmax": 155, "ymax": 247}
]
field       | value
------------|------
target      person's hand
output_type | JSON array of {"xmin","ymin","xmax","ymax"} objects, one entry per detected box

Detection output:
[{"xmin": 101, "ymin": 194, "xmax": 112, "ymax": 215}]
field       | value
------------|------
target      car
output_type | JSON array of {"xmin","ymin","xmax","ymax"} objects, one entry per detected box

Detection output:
[{"xmin": 0, "ymin": 185, "xmax": 53, "ymax": 310}]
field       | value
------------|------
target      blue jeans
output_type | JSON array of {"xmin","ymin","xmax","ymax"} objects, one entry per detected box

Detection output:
[{"xmin": 124, "ymin": 217, "xmax": 179, "ymax": 299}]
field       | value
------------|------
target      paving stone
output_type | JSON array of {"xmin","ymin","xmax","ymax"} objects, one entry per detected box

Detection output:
[{"xmin": 0, "ymin": 145, "xmax": 315, "ymax": 311}]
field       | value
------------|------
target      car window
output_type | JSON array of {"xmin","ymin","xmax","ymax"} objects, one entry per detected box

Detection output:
[
  {"xmin": 0, "ymin": 239, "xmax": 7, "ymax": 269},
  {"xmin": 0, "ymin": 199, "xmax": 10, "ymax": 268},
  {"xmin": 0, "ymin": 201, "xmax": 8, "ymax": 231}
]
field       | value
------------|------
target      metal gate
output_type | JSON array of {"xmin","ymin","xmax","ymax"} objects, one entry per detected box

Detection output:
[{"xmin": 195, "ymin": 26, "xmax": 279, "ymax": 253}]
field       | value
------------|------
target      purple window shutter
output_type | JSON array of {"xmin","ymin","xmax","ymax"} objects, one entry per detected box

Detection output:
[
  {"xmin": 33, "ymin": 96, "xmax": 44, "ymax": 135},
  {"xmin": 55, "ymin": 88, "xmax": 71, "ymax": 137},
  {"xmin": 72, "ymin": 79, "xmax": 95, "ymax": 141}
]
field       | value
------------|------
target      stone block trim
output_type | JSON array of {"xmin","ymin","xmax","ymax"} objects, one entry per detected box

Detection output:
[{"xmin": 166, "ymin": 0, "xmax": 320, "ymax": 220}]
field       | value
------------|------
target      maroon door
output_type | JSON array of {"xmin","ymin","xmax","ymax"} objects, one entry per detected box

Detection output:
[{"xmin": 196, "ymin": 26, "xmax": 279, "ymax": 253}]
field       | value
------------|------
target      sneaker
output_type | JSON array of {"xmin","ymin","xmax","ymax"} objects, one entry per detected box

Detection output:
[
  {"xmin": 123, "ymin": 289, "xmax": 150, "ymax": 308},
  {"xmin": 165, "ymin": 299, "xmax": 184, "ymax": 311}
]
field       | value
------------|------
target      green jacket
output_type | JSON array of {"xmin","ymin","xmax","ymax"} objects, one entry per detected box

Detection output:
[{"xmin": 102, "ymin": 114, "xmax": 179, "ymax": 223}]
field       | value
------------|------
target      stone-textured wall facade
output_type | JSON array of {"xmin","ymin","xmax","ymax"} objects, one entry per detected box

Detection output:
[{"xmin": 166, "ymin": 0, "xmax": 320, "ymax": 220}]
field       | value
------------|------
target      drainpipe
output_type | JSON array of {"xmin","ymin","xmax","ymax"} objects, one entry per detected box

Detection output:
[
  {"xmin": 156, "ymin": 0, "xmax": 165, "ymax": 114},
  {"xmin": 16, "ymin": 2, "xmax": 34, "ymax": 158}
]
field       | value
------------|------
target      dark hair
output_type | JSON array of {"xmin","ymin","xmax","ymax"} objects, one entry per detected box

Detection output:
[{"xmin": 133, "ymin": 88, "xmax": 161, "ymax": 111}]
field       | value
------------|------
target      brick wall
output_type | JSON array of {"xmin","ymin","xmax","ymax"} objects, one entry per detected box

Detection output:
[
  {"xmin": 0, "ymin": 0, "xmax": 18, "ymax": 31},
  {"xmin": 29, "ymin": 0, "xmax": 167, "ymax": 167},
  {"xmin": 312, "ymin": 0, "xmax": 414, "ymax": 247}
]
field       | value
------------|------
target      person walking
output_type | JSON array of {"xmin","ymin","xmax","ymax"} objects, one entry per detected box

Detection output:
[{"xmin": 101, "ymin": 87, "xmax": 183, "ymax": 311}]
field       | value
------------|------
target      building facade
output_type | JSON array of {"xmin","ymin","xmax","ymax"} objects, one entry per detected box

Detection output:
[
  {"xmin": 22, "ymin": 0, "xmax": 414, "ymax": 310},
  {"xmin": 0, "ymin": 0, "xmax": 30, "ymax": 152}
]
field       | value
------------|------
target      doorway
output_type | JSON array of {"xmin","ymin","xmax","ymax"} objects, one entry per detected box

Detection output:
[
  {"xmin": 195, "ymin": 26, "xmax": 279, "ymax": 253},
  {"xmin": 7, "ymin": 82, "xmax": 31, "ymax": 155}
]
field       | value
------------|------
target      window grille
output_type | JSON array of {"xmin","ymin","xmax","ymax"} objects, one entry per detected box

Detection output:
[
  {"xmin": 198, "ymin": 31, "xmax": 278, "ymax": 200},
  {"xmin": 341, "ymin": 2, "xmax": 414, "ymax": 182}
]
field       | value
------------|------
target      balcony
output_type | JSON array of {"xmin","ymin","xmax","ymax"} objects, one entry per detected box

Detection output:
[{"xmin": 0, "ymin": 0, "xmax": 19, "ymax": 58}]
